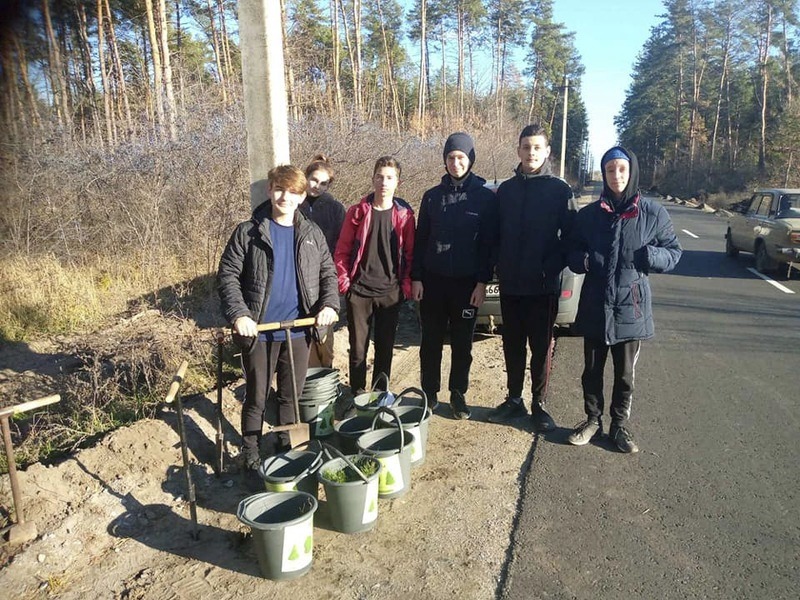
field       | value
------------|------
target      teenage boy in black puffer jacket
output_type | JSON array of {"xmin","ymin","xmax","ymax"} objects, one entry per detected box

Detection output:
[
  {"xmin": 488, "ymin": 123, "xmax": 578, "ymax": 432},
  {"xmin": 411, "ymin": 132, "xmax": 496, "ymax": 419},
  {"xmin": 218, "ymin": 165, "xmax": 340, "ymax": 471}
]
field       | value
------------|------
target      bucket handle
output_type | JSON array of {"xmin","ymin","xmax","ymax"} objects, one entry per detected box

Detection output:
[
  {"xmin": 370, "ymin": 372, "xmax": 390, "ymax": 392},
  {"xmin": 287, "ymin": 438, "xmax": 324, "ymax": 462},
  {"xmin": 369, "ymin": 406, "xmax": 405, "ymax": 449},
  {"xmin": 392, "ymin": 386, "xmax": 433, "ymax": 418},
  {"xmin": 321, "ymin": 442, "xmax": 371, "ymax": 483}
]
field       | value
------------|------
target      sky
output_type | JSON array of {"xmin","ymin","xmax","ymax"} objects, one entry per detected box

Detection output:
[{"xmin": 550, "ymin": 0, "xmax": 667, "ymax": 170}]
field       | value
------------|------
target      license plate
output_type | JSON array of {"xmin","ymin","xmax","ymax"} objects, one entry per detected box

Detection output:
[{"xmin": 485, "ymin": 283, "xmax": 500, "ymax": 296}]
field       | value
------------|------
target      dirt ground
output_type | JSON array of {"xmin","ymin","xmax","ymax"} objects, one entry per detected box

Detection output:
[{"xmin": 0, "ymin": 306, "xmax": 539, "ymax": 599}]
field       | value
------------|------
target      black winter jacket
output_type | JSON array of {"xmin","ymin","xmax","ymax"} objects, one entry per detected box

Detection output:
[
  {"xmin": 567, "ymin": 194, "xmax": 681, "ymax": 344},
  {"xmin": 298, "ymin": 191, "xmax": 346, "ymax": 256},
  {"xmin": 411, "ymin": 172, "xmax": 496, "ymax": 282},
  {"xmin": 494, "ymin": 160, "xmax": 577, "ymax": 295},
  {"xmin": 217, "ymin": 202, "xmax": 339, "ymax": 327}
]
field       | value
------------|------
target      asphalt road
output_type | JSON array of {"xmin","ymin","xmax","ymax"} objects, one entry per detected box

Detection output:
[{"xmin": 501, "ymin": 199, "xmax": 800, "ymax": 600}]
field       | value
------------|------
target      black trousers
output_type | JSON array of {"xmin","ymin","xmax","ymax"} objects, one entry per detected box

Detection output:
[
  {"xmin": 500, "ymin": 294, "xmax": 558, "ymax": 403},
  {"xmin": 419, "ymin": 276, "xmax": 477, "ymax": 396},
  {"xmin": 241, "ymin": 335, "xmax": 310, "ymax": 455},
  {"xmin": 345, "ymin": 287, "xmax": 402, "ymax": 393},
  {"xmin": 581, "ymin": 337, "xmax": 641, "ymax": 426}
]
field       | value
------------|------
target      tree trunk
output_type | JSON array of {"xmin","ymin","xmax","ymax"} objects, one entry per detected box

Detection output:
[
  {"xmin": 158, "ymin": 0, "xmax": 177, "ymax": 139},
  {"xmin": 76, "ymin": 2, "xmax": 104, "ymax": 144},
  {"xmin": 456, "ymin": 4, "xmax": 464, "ymax": 122},
  {"xmin": 97, "ymin": 0, "xmax": 115, "ymax": 145},
  {"xmin": 782, "ymin": 15, "xmax": 793, "ymax": 105},
  {"xmin": 757, "ymin": 5, "xmax": 772, "ymax": 173},
  {"xmin": 144, "ymin": 0, "xmax": 165, "ymax": 133},
  {"xmin": 416, "ymin": 0, "xmax": 427, "ymax": 134},
  {"xmin": 42, "ymin": 0, "xmax": 71, "ymax": 129},
  {"xmin": 206, "ymin": 0, "xmax": 227, "ymax": 104},
  {"xmin": 331, "ymin": 0, "xmax": 344, "ymax": 123},
  {"xmin": 11, "ymin": 33, "xmax": 41, "ymax": 130},
  {"xmin": 709, "ymin": 14, "xmax": 731, "ymax": 169},
  {"xmin": 353, "ymin": 0, "xmax": 363, "ymax": 116},
  {"xmin": 0, "ymin": 37, "xmax": 21, "ymax": 139},
  {"xmin": 376, "ymin": 0, "xmax": 401, "ymax": 133},
  {"xmin": 105, "ymin": 0, "xmax": 132, "ymax": 135}
]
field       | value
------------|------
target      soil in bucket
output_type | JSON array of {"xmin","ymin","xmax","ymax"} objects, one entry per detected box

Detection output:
[
  {"xmin": 357, "ymin": 428, "xmax": 415, "ymax": 499},
  {"xmin": 259, "ymin": 447, "xmax": 323, "ymax": 499},
  {"xmin": 317, "ymin": 455, "xmax": 381, "ymax": 534},
  {"xmin": 237, "ymin": 491, "xmax": 318, "ymax": 580}
]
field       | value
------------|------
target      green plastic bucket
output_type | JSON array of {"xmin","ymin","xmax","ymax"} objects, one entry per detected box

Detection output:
[
  {"xmin": 353, "ymin": 372, "xmax": 393, "ymax": 418},
  {"xmin": 356, "ymin": 407, "xmax": 415, "ymax": 499},
  {"xmin": 317, "ymin": 449, "xmax": 381, "ymax": 534},
  {"xmin": 378, "ymin": 405, "xmax": 430, "ymax": 466},
  {"xmin": 333, "ymin": 414, "xmax": 375, "ymax": 454},
  {"xmin": 258, "ymin": 445, "xmax": 323, "ymax": 499},
  {"xmin": 298, "ymin": 396, "xmax": 335, "ymax": 438},
  {"xmin": 237, "ymin": 491, "xmax": 318, "ymax": 580}
]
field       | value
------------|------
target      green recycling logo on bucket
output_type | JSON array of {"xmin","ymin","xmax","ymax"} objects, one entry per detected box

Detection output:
[
  {"xmin": 282, "ymin": 520, "xmax": 314, "ymax": 573},
  {"xmin": 362, "ymin": 480, "xmax": 379, "ymax": 524},
  {"xmin": 311, "ymin": 402, "xmax": 334, "ymax": 437},
  {"xmin": 377, "ymin": 454, "xmax": 404, "ymax": 495}
]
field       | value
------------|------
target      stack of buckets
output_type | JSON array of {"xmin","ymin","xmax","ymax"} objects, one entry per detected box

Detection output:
[
  {"xmin": 237, "ymin": 382, "xmax": 433, "ymax": 580},
  {"xmin": 298, "ymin": 367, "xmax": 340, "ymax": 438}
]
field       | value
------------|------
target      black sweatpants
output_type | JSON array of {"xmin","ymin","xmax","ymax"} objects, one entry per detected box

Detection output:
[
  {"xmin": 500, "ymin": 294, "xmax": 558, "ymax": 403},
  {"xmin": 345, "ymin": 287, "xmax": 402, "ymax": 393},
  {"xmin": 419, "ymin": 276, "xmax": 477, "ymax": 397},
  {"xmin": 241, "ymin": 335, "xmax": 310, "ymax": 456},
  {"xmin": 581, "ymin": 337, "xmax": 641, "ymax": 426}
]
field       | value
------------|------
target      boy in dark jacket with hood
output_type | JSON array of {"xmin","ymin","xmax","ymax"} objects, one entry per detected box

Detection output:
[
  {"xmin": 411, "ymin": 132, "xmax": 496, "ymax": 419},
  {"xmin": 566, "ymin": 146, "xmax": 681, "ymax": 453},
  {"xmin": 488, "ymin": 124, "xmax": 578, "ymax": 432},
  {"xmin": 218, "ymin": 165, "xmax": 339, "ymax": 470}
]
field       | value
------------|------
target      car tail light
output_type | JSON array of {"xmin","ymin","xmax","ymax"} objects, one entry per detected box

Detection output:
[
  {"xmin": 791, "ymin": 231, "xmax": 800, "ymax": 244},
  {"xmin": 560, "ymin": 290, "xmax": 573, "ymax": 299}
]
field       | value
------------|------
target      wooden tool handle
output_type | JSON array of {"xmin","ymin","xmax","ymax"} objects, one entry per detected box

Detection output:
[{"xmin": 164, "ymin": 361, "xmax": 189, "ymax": 404}]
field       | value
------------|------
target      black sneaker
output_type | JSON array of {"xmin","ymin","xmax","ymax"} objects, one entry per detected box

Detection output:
[
  {"xmin": 530, "ymin": 403, "xmax": 556, "ymax": 432},
  {"xmin": 450, "ymin": 391, "xmax": 471, "ymax": 420},
  {"xmin": 425, "ymin": 392, "xmax": 440, "ymax": 411},
  {"xmin": 567, "ymin": 418, "xmax": 602, "ymax": 446},
  {"xmin": 609, "ymin": 425, "xmax": 639, "ymax": 453},
  {"xmin": 487, "ymin": 397, "xmax": 527, "ymax": 423}
]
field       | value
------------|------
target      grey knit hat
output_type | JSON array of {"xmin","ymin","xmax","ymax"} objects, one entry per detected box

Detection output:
[{"xmin": 443, "ymin": 132, "xmax": 476, "ymax": 167}]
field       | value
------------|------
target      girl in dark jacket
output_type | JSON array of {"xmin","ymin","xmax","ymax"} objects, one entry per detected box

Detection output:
[{"xmin": 566, "ymin": 146, "xmax": 681, "ymax": 453}]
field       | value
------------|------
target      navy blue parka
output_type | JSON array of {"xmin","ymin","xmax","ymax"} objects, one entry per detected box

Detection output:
[{"xmin": 567, "ymin": 147, "xmax": 681, "ymax": 344}]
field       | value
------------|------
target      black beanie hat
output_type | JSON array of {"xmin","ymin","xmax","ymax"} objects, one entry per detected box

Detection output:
[{"xmin": 443, "ymin": 132, "xmax": 476, "ymax": 168}]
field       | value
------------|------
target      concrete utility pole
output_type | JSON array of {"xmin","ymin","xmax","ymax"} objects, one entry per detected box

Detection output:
[
  {"xmin": 239, "ymin": 0, "xmax": 291, "ymax": 209},
  {"xmin": 559, "ymin": 76, "xmax": 569, "ymax": 179}
]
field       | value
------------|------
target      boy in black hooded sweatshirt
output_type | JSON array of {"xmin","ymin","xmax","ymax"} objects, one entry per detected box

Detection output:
[{"xmin": 411, "ymin": 132, "xmax": 496, "ymax": 419}]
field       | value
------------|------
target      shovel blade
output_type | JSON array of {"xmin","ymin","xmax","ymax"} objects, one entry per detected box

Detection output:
[{"xmin": 272, "ymin": 422, "xmax": 311, "ymax": 448}]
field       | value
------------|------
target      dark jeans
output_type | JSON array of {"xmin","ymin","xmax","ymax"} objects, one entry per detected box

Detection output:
[
  {"xmin": 500, "ymin": 294, "xmax": 558, "ymax": 403},
  {"xmin": 346, "ymin": 287, "xmax": 402, "ymax": 393},
  {"xmin": 581, "ymin": 337, "xmax": 641, "ymax": 426},
  {"xmin": 419, "ymin": 276, "xmax": 477, "ymax": 396},
  {"xmin": 241, "ymin": 335, "xmax": 310, "ymax": 455}
]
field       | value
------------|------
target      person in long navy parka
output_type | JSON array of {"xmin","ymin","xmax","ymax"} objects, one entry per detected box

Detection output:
[{"xmin": 566, "ymin": 146, "xmax": 681, "ymax": 453}]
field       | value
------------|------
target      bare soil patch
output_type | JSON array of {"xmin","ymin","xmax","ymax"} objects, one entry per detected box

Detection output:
[{"xmin": 1, "ymin": 308, "xmax": 535, "ymax": 599}]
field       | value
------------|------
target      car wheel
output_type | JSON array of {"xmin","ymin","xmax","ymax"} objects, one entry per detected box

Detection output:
[
  {"xmin": 755, "ymin": 242, "xmax": 774, "ymax": 273},
  {"xmin": 725, "ymin": 230, "xmax": 739, "ymax": 257}
]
